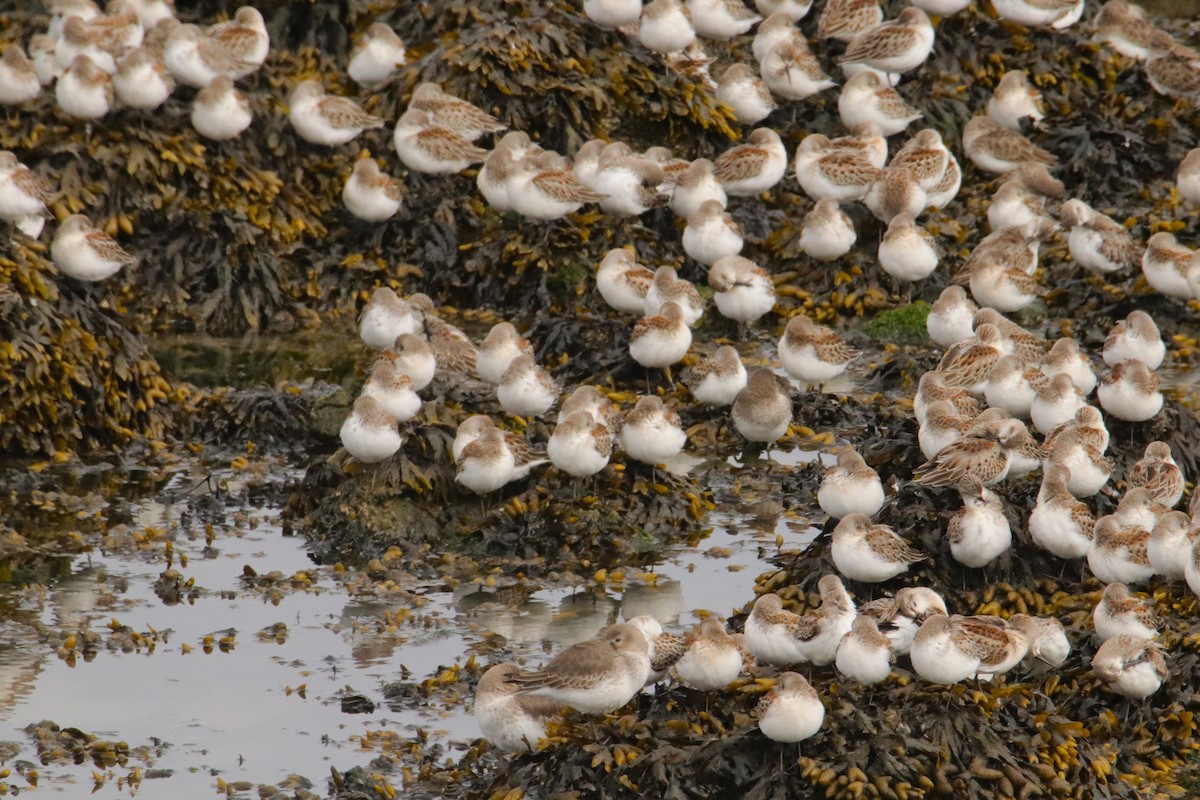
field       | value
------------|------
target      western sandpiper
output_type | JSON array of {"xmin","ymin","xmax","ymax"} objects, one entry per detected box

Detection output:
[
  {"xmin": 638, "ymin": 0, "xmax": 697, "ymax": 55},
  {"xmin": 1097, "ymin": 359, "xmax": 1162, "ymax": 423},
  {"xmin": 380, "ymin": 333, "xmax": 436, "ymax": 391},
  {"xmin": 708, "ymin": 255, "xmax": 776, "ymax": 325},
  {"xmin": 946, "ymin": 476, "xmax": 1011, "ymax": 568},
  {"xmin": 917, "ymin": 400, "xmax": 974, "ymax": 460},
  {"xmin": 29, "ymin": 35, "xmax": 62, "ymax": 86},
  {"xmin": 671, "ymin": 158, "xmax": 727, "ymax": 219},
  {"xmin": 1058, "ymin": 199, "xmax": 1142, "ymax": 275},
  {"xmin": 1094, "ymin": 578, "xmax": 1156, "ymax": 642},
  {"xmin": 715, "ymin": 64, "xmax": 776, "ymax": 126},
  {"xmin": 987, "ymin": 180, "xmax": 1051, "ymax": 232},
  {"xmin": 1143, "ymin": 45, "xmax": 1200, "ymax": 101},
  {"xmin": 55, "ymin": 16, "xmax": 118, "ymax": 74},
  {"xmin": 914, "ymin": 373, "xmax": 981, "ymax": 426},
  {"xmin": 1043, "ymin": 337, "xmax": 1096, "ymax": 395},
  {"xmin": 682, "ymin": 345, "xmax": 748, "ymax": 406},
  {"xmin": 339, "ymin": 395, "xmax": 402, "ymax": 463},
  {"xmin": 911, "ymin": 614, "xmax": 1028, "ymax": 684},
  {"xmin": 343, "ymin": 158, "xmax": 403, "ymax": 222},
  {"xmin": 993, "ymin": 0, "xmax": 1082, "ymax": 27},
  {"xmin": 1103, "ymin": 310, "xmax": 1165, "ymax": 370},
  {"xmin": 936, "ymin": 322, "xmax": 1004, "ymax": 393},
  {"xmin": 878, "ymin": 212, "xmax": 938, "ymax": 281},
  {"xmin": 799, "ymin": 198, "xmax": 856, "ymax": 262},
  {"xmin": 793, "ymin": 134, "xmax": 880, "ymax": 202},
  {"xmin": 644, "ymin": 266, "xmax": 704, "ymax": 326},
  {"xmin": 752, "ymin": 13, "xmax": 800, "ymax": 61},
  {"xmin": 915, "ymin": 419, "xmax": 1025, "ymax": 489},
  {"xmin": 630, "ymin": 302, "xmax": 693, "ymax": 378},
  {"xmin": 713, "ymin": 128, "xmax": 788, "ymax": 196},
  {"xmin": 672, "ymin": 617, "xmax": 743, "ymax": 690},
  {"xmin": 112, "ymin": 47, "xmax": 173, "ymax": 110},
  {"xmin": 1044, "ymin": 404, "xmax": 1109, "ymax": 454},
  {"xmin": 986, "ymin": 71, "xmax": 1044, "ymax": 131},
  {"xmin": 1141, "ymin": 232, "xmax": 1194, "ymax": 299},
  {"xmin": 683, "ymin": 200, "xmax": 744, "ymax": 266},
  {"xmin": 361, "ymin": 359, "xmax": 421, "ymax": 423},
  {"xmin": 857, "ymin": 586, "xmax": 946, "ymax": 655},
  {"xmin": 1148, "ymin": 511, "xmax": 1191, "ymax": 579},
  {"xmin": 359, "ymin": 288, "xmax": 423, "ymax": 349},
  {"xmin": 289, "ymin": 81, "xmax": 384, "ymax": 146},
  {"xmin": 864, "ymin": 166, "xmax": 927, "ymax": 224},
  {"xmin": 162, "ymin": 24, "xmax": 255, "ymax": 88},
  {"xmin": 744, "ymin": 578, "xmax": 856, "ymax": 666},
  {"xmin": 191, "ymin": 74, "xmax": 251, "ymax": 140},
  {"xmin": 760, "ymin": 38, "xmax": 836, "ymax": 101},
  {"xmin": 409, "ymin": 83, "xmax": 505, "ymax": 142},
  {"xmin": 687, "ymin": 0, "xmax": 761, "ymax": 40},
  {"xmin": 557, "ymin": 385, "xmax": 620, "ymax": 429},
  {"xmin": 984, "ymin": 355, "xmax": 1045, "ymax": 418},
  {"xmin": 1092, "ymin": 0, "xmax": 1172, "ymax": 60},
  {"xmin": 1045, "ymin": 433, "xmax": 1112, "ymax": 499},
  {"xmin": 831, "ymin": 513, "xmax": 923, "ymax": 582},
  {"xmin": 51, "ymin": 213, "xmax": 137, "ymax": 281},
  {"xmin": 452, "ymin": 415, "xmax": 496, "ymax": 462},
  {"xmin": 818, "ymin": 447, "xmax": 885, "ymax": 520},
  {"xmin": 1091, "ymin": 635, "xmax": 1166, "ymax": 699},
  {"xmin": 755, "ymin": 0, "xmax": 812, "ymax": 20},
  {"xmin": 620, "ymin": 396, "xmax": 687, "ymax": 465},
  {"xmin": 0, "ymin": 152, "xmax": 55, "ymax": 236},
  {"xmin": 925, "ymin": 287, "xmax": 977, "ymax": 349},
  {"xmin": 206, "ymin": 6, "xmax": 268, "ymax": 64},
  {"xmin": 1088, "ymin": 517, "xmax": 1154, "ymax": 585},
  {"xmin": 625, "ymin": 616, "xmax": 687, "ymax": 685},
  {"xmin": 837, "ymin": 71, "xmax": 920, "ymax": 136},
  {"xmin": 596, "ymin": 249, "xmax": 655, "ymax": 315},
  {"xmin": 963, "ymin": 115, "xmax": 1057, "ymax": 175},
  {"xmin": 835, "ymin": 615, "xmax": 894, "ymax": 685},
  {"xmin": 757, "ymin": 672, "xmax": 824, "ymax": 743},
  {"xmin": 1128, "ymin": 441, "xmax": 1184, "ymax": 508},
  {"xmin": 593, "ymin": 149, "xmax": 668, "ymax": 216},
  {"xmin": 1111, "ymin": 487, "xmax": 1165, "ymax": 531},
  {"xmin": 474, "ymin": 663, "xmax": 560, "ymax": 753},
  {"xmin": 510, "ymin": 622, "xmax": 651, "ymax": 714},
  {"xmin": 731, "ymin": 367, "xmax": 792, "ymax": 447},
  {"xmin": 476, "ymin": 133, "xmax": 526, "ymax": 211},
  {"xmin": 778, "ymin": 314, "xmax": 860, "ymax": 388},
  {"xmin": 56, "ymin": 54, "xmax": 112, "ymax": 120},
  {"xmin": 1177, "ymin": 147, "xmax": 1200, "ymax": 205},
  {"xmin": 497, "ymin": 354, "xmax": 559, "ymax": 417},
  {"xmin": 1028, "ymin": 465, "xmax": 1095, "ymax": 559},
  {"xmin": 393, "ymin": 109, "xmax": 488, "ymax": 175},
  {"xmin": 417, "ymin": 302, "xmax": 480, "ymax": 376},
  {"xmin": 837, "ymin": 8, "xmax": 934, "ymax": 75},
  {"xmin": 1186, "ymin": 537, "xmax": 1200, "ymax": 600},
  {"xmin": 889, "ymin": 129, "xmax": 950, "ymax": 190},
  {"xmin": 507, "ymin": 153, "xmax": 609, "ymax": 220},
  {"xmin": 548, "ymin": 410, "xmax": 612, "ymax": 478},
  {"xmin": 456, "ymin": 426, "xmax": 534, "ymax": 494},
  {"xmin": 585, "ymin": 0, "xmax": 643, "ymax": 27},
  {"xmin": 817, "ymin": 0, "xmax": 882, "ymax": 42},
  {"xmin": 1031, "ymin": 373, "xmax": 1085, "ymax": 435},
  {"xmin": 1007, "ymin": 614, "xmax": 1070, "ymax": 668},
  {"xmin": 0, "ymin": 46, "xmax": 41, "ymax": 106},
  {"xmin": 125, "ymin": 0, "xmax": 175, "ymax": 29},
  {"xmin": 348, "ymin": 23, "xmax": 406, "ymax": 86},
  {"xmin": 476, "ymin": 322, "xmax": 533, "ymax": 385}
]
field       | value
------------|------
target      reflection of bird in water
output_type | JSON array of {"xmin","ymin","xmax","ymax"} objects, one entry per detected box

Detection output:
[
  {"xmin": 543, "ymin": 590, "xmax": 620, "ymax": 648},
  {"xmin": 453, "ymin": 585, "xmax": 552, "ymax": 643},
  {"xmin": 619, "ymin": 579, "xmax": 685, "ymax": 626}
]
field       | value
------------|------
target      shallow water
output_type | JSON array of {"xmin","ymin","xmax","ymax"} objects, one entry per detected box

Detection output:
[{"xmin": 0, "ymin": 333, "xmax": 846, "ymax": 796}]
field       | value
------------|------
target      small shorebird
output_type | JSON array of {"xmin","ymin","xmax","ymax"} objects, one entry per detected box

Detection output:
[
  {"xmin": 672, "ymin": 618, "xmax": 743, "ymax": 691},
  {"xmin": 497, "ymin": 354, "xmax": 559, "ymax": 417},
  {"xmin": 743, "ymin": 577, "xmax": 856, "ymax": 667},
  {"xmin": 731, "ymin": 368, "xmax": 793, "ymax": 450},
  {"xmin": 51, "ymin": 214, "xmax": 137, "ymax": 281},
  {"xmin": 757, "ymin": 672, "xmax": 824, "ymax": 743},
  {"xmin": 620, "ymin": 396, "xmax": 686, "ymax": 466},
  {"xmin": 191, "ymin": 75, "xmax": 251, "ymax": 141},
  {"xmin": 946, "ymin": 476, "xmax": 1011, "ymax": 569},
  {"xmin": 708, "ymin": 255, "xmax": 776, "ymax": 327},
  {"xmin": 1092, "ymin": 635, "xmax": 1166, "ymax": 699},
  {"xmin": 509, "ymin": 623, "xmax": 651, "ymax": 714},
  {"xmin": 548, "ymin": 410, "xmax": 612, "ymax": 478},
  {"xmin": 348, "ymin": 23, "xmax": 406, "ymax": 86},
  {"xmin": 925, "ymin": 287, "xmax": 977, "ymax": 349},
  {"xmin": 713, "ymin": 128, "xmax": 788, "ymax": 196},
  {"xmin": 1097, "ymin": 359, "xmax": 1162, "ymax": 423},
  {"xmin": 339, "ymin": 396, "xmax": 402, "ymax": 463},
  {"xmin": 1128, "ymin": 442, "xmax": 1184, "ymax": 508},
  {"xmin": 361, "ymin": 360, "xmax": 421, "ymax": 423},
  {"xmin": 837, "ymin": 8, "xmax": 934, "ymax": 75},
  {"xmin": 682, "ymin": 346, "xmax": 748, "ymax": 407},
  {"xmin": 818, "ymin": 448, "xmax": 885, "ymax": 520},
  {"xmin": 986, "ymin": 71, "xmax": 1044, "ymax": 131},
  {"xmin": 343, "ymin": 158, "xmax": 403, "ymax": 222},
  {"xmin": 1028, "ymin": 465, "xmax": 1095, "ymax": 559},
  {"xmin": 476, "ymin": 322, "xmax": 533, "ymax": 386},
  {"xmin": 1102, "ymin": 310, "xmax": 1165, "ymax": 370},
  {"xmin": 359, "ymin": 288, "xmax": 423, "ymax": 350},
  {"xmin": 289, "ymin": 81, "xmax": 385, "ymax": 146},
  {"xmin": 777, "ymin": 314, "xmax": 860, "ymax": 389},
  {"xmin": 474, "ymin": 663, "xmax": 560, "ymax": 753},
  {"xmin": 831, "ymin": 513, "xmax": 924, "ymax": 583},
  {"xmin": 799, "ymin": 198, "xmax": 856, "ymax": 262},
  {"xmin": 857, "ymin": 586, "xmax": 946, "ymax": 655},
  {"xmin": 596, "ymin": 249, "xmax": 655, "ymax": 315},
  {"xmin": 1087, "ymin": 518, "xmax": 1154, "ymax": 585},
  {"xmin": 834, "ymin": 616, "xmax": 894, "ymax": 685}
]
